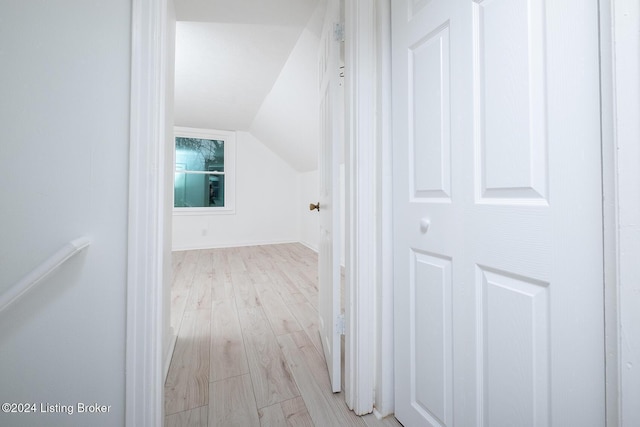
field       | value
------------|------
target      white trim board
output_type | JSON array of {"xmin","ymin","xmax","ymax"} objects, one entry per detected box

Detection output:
[
  {"xmin": 298, "ymin": 241, "xmax": 319, "ymax": 253},
  {"xmin": 344, "ymin": 0, "xmax": 377, "ymax": 416},
  {"xmin": 601, "ymin": 0, "xmax": 640, "ymax": 425},
  {"xmin": 600, "ymin": 1, "xmax": 618, "ymax": 424},
  {"xmin": 344, "ymin": 0, "xmax": 394, "ymax": 417},
  {"xmin": 614, "ymin": 2, "xmax": 640, "ymax": 423},
  {"xmin": 172, "ymin": 239, "xmax": 300, "ymax": 252},
  {"xmin": 375, "ymin": 0, "xmax": 394, "ymax": 417},
  {"xmin": 164, "ymin": 330, "xmax": 178, "ymax": 381},
  {"xmin": 126, "ymin": 0, "xmax": 169, "ymax": 425}
]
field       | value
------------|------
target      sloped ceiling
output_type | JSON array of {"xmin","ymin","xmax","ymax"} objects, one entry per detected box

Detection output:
[
  {"xmin": 174, "ymin": 0, "xmax": 324, "ymax": 172},
  {"xmin": 174, "ymin": 22, "xmax": 302, "ymax": 131},
  {"xmin": 175, "ymin": 0, "xmax": 318, "ymax": 26},
  {"xmin": 249, "ymin": 5, "xmax": 325, "ymax": 172}
]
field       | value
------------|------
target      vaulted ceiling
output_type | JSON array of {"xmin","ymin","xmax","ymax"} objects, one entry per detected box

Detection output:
[{"xmin": 174, "ymin": 0, "xmax": 324, "ymax": 172}]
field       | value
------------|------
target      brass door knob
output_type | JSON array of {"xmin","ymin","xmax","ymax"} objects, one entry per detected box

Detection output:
[{"xmin": 309, "ymin": 202, "xmax": 320, "ymax": 212}]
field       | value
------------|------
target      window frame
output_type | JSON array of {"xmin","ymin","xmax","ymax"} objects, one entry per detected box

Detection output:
[{"xmin": 173, "ymin": 127, "xmax": 236, "ymax": 215}]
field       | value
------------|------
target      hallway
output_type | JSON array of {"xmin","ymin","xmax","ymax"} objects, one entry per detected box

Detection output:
[{"xmin": 164, "ymin": 244, "xmax": 401, "ymax": 426}]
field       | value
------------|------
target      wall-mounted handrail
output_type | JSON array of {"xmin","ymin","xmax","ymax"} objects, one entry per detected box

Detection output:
[{"xmin": 0, "ymin": 237, "xmax": 91, "ymax": 313}]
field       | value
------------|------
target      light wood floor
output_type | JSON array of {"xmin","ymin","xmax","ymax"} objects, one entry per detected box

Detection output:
[{"xmin": 165, "ymin": 243, "xmax": 402, "ymax": 427}]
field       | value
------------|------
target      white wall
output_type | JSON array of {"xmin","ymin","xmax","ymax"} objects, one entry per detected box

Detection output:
[
  {"xmin": 172, "ymin": 132, "xmax": 300, "ymax": 250},
  {"xmin": 0, "ymin": 1, "xmax": 131, "ymax": 426}
]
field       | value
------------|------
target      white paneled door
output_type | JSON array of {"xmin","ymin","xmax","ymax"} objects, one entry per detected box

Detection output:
[
  {"xmin": 318, "ymin": 0, "xmax": 342, "ymax": 393},
  {"xmin": 393, "ymin": 0, "xmax": 604, "ymax": 426}
]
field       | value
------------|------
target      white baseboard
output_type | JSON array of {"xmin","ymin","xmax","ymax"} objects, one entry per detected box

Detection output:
[
  {"xmin": 164, "ymin": 332, "xmax": 177, "ymax": 381},
  {"xmin": 298, "ymin": 240, "xmax": 319, "ymax": 253},
  {"xmin": 172, "ymin": 239, "xmax": 298, "ymax": 252}
]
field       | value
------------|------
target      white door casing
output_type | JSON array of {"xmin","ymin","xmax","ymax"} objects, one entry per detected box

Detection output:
[
  {"xmin": 127, "ymin": 0, "xmax": 169, "ymax": 425},
  {"xmin": 393, "ymin": 0, "xmax": 605, "ymax": 426},
  {"xmin": 318, "ymin": 0, "xmax": 343, "ymax": 394}
]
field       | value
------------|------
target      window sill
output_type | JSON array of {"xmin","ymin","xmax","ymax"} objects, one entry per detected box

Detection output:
[{"xmin": 173, "ymin": 207, "xmax": 236, "ymax": 216}]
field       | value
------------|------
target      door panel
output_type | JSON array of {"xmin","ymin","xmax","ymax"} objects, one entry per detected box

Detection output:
[
  {"xmin": 410, "ymin": 24, "xmax": 451, "ymax": 201},
  {"xmin": 318, "ymin": 0, "xmax": 342, "ymax": 394},
  {"xmin": 395, "ymin": 3, "xmax": 459, "ymax": 426},
  {"xmin": 393, "ymin": 0, "xmax": 604, "ymax": 426},
  {"xmin": 411, "ymin": 250, "xmax": 453, "ymax": 426},
  {"xmin": 473, "ymin": 0, "xmax": 548, "ymax": 202},
  {"xmin": 478, "ymin": 267, "xmax": 550, "ymax": 426}
]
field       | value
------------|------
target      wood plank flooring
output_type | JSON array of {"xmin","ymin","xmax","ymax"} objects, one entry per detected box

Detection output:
[{"xmin": 165, "ymin": 243, "xmax": 403, "ymax": 427}]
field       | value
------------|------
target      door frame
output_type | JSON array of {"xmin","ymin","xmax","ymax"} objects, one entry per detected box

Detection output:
[
  {"xmin": 344, "ymin": 0, "xmax": 375, "ymax": 415},
  {"xmin": 126, "ymin": 0, "xmax": 640, "ymax": 425},
  {"xmin": 344, "ymin": 0, "xmax": 394, "ymax": 417},
  {"xmin": 600, "ymin": 0, "xmax": 640, "ymax": 425},
  {"xmin": 126, "ymin": 0, "xmax": 169, "ymax": 425}
]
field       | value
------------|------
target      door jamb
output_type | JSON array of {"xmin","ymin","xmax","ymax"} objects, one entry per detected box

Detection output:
[
  {"xmin": 344, "ymin": 0, "xmax": 394, "ymax": 417},
  {"xmin": 375, "ymin": 0, "xmax": 395, "ymax": 417},
  {"xmin": 344, "ymin": 0, "xmax": 376, "ymax": 415},
  {"xmin": 600, "ymin": 1, "xmax": 618, "ymax": 424},
  {"xmin": 126, "ymin": 0, "xmax": 168, "ymax": 425},
  {"xmin": 600, "ymin": 0, "xmax": 640, "ymax": 425}
]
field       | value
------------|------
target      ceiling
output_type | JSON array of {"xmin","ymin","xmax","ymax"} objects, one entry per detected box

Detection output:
[
  {"xmin": 175, "ymin": 0, "xmax": 319, "ymax": 26},
  {"xmin": 173, "ymin": 0, "xmax": 324, "ymax": 172}
]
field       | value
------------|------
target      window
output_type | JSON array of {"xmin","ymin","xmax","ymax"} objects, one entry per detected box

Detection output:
[{"xmin": 173, "ymin": 127, "xmax": 236, "ymax": 214}]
